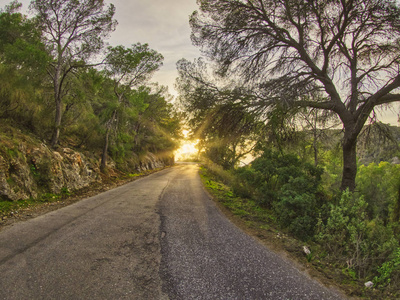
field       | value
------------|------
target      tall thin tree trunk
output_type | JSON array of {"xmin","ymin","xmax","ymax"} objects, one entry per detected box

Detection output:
[
  {"xmin": 50, "ymin": 63, "xmax": 62, "ymax": 148},
  {"xmin": 100, "ymin": 127, "xmax": 110, "ymax": 173},
  {"xmin": 313, "ymin": 112, "xmax": 318, "ymax": 167},
  {"xmin": 341, "ymin": 133, "xmax": 357, "ymax": 191},
  {"xmin": 100, "ymin": 110, "xmax": 117, "ymax": 173},
  {"xmin": 313, "ymin": 132, "xmax": 318, "ymax": 167},
  {"xmin": 50, "ymin": 98, "xmax": 62, "ymax": 147}
]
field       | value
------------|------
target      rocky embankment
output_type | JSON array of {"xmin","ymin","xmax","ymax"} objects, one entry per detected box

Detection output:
[{"xmin": 0, "ymin": 126, "xmax": 174, "ymax": 202}]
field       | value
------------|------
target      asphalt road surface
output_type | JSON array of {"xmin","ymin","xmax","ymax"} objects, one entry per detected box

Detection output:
[{"xmin": 0, "ymin": 163, "xmax": 344, "ymax": 299}]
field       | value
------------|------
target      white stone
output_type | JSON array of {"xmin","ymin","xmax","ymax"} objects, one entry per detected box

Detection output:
[
  {"xmin": 364, "ymin": 281, "xmax": 373, "ymax": 288},
  {"xmin": 303, "ymin": 246, "xmax": 311, "ymax": 255}
]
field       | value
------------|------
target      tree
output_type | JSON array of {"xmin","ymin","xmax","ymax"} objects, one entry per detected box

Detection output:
[
  {"xmin": 176, "ymin": 58, "xmax": 260, "ymax": 169},
  {"xmin": 30, "ymin": 0, "xmax": 116, "ymax": 147},
  {"xmin": 132, "ymin": 85, "xmax": 181, "ymax": 155},
  {"xmin": 100, "ymin": 43, "xmax": 163, "ymax": 171},
  {"xmin": 0, "ymin": 1, "xmax": 49, "ymax": 126},
  {"xmin": 190, "ymin": 0, "xmax": 400, "ymax": 190}
]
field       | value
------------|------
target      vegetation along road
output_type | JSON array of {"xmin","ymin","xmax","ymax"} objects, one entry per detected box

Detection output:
[{"xmin": 0, "ymin": 163, "xmax": 344, "ymax": 299}]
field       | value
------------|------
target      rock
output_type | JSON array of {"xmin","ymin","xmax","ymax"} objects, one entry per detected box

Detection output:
[
  {"xmin": 364, "ymin": 281, "xmax": 374, "ymax": 288},
  {"xmin": 0, "ymin": 131, "xmax": 172, "ymax": 201},
  {"xmin": 136, "ymin": 153, "xmax": 173, "ymax": 172},
  {"xmin": 303, "ymin": 246, "xmax": 311, "ymax": 255},
  {"xmin": 391, "ymin": 156, "xmax": 400, "ymax": 164},
  {"xmin": 0, "ymin": 143, "xmax": 99, "ymax": 200}
]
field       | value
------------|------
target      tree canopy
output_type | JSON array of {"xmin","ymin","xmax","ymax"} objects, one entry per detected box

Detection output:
[
  {"xmin": 30, "ymin": 0, "xmax": 117, "ymax": 147},
  {"xmin": 99, "ymin": 44, "xmax": 164, "ymax": 171},
  {"xmin": 186, "ymin": 0, "xmax": 400, "ymax": 190},
  {"xmin": 0, "ymin": 1, "xmax": 181, "ymax": 172}
]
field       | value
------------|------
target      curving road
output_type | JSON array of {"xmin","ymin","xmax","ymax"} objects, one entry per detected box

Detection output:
[{"xmin": 0, "ymin": 163, "xmax": 344, "ymax": 299}]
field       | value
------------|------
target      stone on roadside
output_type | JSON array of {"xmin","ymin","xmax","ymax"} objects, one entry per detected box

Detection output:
[{"xmin": 364, "ymin": 281, "xmax": 373, "ymax": 288}]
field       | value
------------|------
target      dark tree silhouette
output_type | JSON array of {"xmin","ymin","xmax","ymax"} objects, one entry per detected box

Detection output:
[{"xmin": 190, "ymin": 0, "xmax": 400, "ymax": 190}]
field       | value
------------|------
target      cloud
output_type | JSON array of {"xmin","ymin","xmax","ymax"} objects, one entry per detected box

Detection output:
[{"xmin": 106, "ymin": 0, "xmax": 201, "ymax": 97}]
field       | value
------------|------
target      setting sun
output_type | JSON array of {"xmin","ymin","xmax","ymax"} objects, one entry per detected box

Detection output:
[
  {"xmin": 175, "ymin": 141, "xmax": 199, "ymax": 161},
  {"xmin": 175, "ymin": 130, "xmax": 199, "ymax": 161}
]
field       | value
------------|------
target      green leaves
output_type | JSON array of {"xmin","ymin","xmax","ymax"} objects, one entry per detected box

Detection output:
[
  {"xmin": 0, "ymin": 1, "xmax": 180, "ymax": 172},
  {"xmin": 356, "ymin": 162, "xmax": 400, "ymax": 223},
  {"xmin": 317, "ymin": 190, "xmax": 399, "ymax": 279},
  {"xmin": 105, "ymin": 44, "xmax": 163, "ymax": 88}
]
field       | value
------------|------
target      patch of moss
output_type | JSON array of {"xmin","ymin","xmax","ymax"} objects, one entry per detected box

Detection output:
[{"xmin": 6, "ymin": 177, "xmax": 15, "ymax": 186}]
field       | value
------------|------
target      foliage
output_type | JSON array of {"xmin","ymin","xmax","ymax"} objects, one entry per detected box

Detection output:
[
  {"xmin": 235, "ymin": 149, "xmax": 324, "ymax": 240},
  {"xmin": 200, "ymin": 156, "xmax": 400, "ymax": 297},
  {"xmin": 0, "ymin": 1, "xmax": 180, "ymax": 175},
  {"xmin": 0, "ymin": 2, "xmax": 49, "ymax": 133},
  {"xmin": 199, "ymin": 163, "xmax": 275, "ymax": 224},
  {"xmin": 356, "ymin": 162, "xmax": 400, "ymax": 224},
  {"xmin": 374, "ymin": 248, "xmax": 400, "ymax": 288},
  {"xmin": 176, "ymin": 58, "xmax": 262, "ymax": 170},
  {"xmin": 30, "ymin": 0, "xmax": 117, "ymax": 147},
  {"xmin": 105, "ymin": 43, "xmax": 163, "ymax": 89},
  {"xmin": 99, "ymin": 44, "xmax": 164, "ymax": 171},
  {"xmin": 187, "ymin": 0, "xmax": 400, "ymax": 191},
  {"xmin": 317, "ymin": 190, "xmax": 398, "ymax": 279},
  {"xmin": 274, "ymin": 178, "xmax": 321, "ymax": 240}
]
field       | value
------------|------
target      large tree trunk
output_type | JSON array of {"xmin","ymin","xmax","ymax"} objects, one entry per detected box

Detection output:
[{"xmin": 341, "ymin": 131, "xmax": 358, "ymax": 191}]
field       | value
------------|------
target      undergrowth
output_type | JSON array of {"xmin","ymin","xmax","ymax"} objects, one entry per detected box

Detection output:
[
  {"xmin": 200, "ymin": 166, "xmax": 275, "ymax": 225},
  {"xmin": 0, "ymin": 190, "xmax": 69, "ymax": 218}
]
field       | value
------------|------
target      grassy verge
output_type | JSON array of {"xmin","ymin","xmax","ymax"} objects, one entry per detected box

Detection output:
[
  {"xmin": 199, "ymin": 164, "xmax": 398, "ymax": 300},
  {"xmin": 0, "ymin": 190, "xmax": 70, "ymax": 217},
  {"xmin": 200, "ymin": 166, "xmax": 276, "ymax": 227}
]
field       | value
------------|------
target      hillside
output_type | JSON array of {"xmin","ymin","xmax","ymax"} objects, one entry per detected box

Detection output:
[
  {"xmin": 357, "ymin": 124, "xmax": 400, "ymax": 165},
  {"xmin": 0, "ymin": 119, "xmax": 174, "ymax": 203}
]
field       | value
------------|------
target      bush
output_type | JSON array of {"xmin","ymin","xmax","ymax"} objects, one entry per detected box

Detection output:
[
  {"xmin": 236, "ymin": 150, "xmax": 325, "ymax": 240},
  {"xmin": 374, "ymin": 248, "xmax": 400, "ymax": 288},
  {"xmin": 317, "ymin": 190, "xmax": 399, "ymax": 278},
  {"xmin": 274, "ymin": 177, "xmax": 320, "ymax": 240},
  {"xmin": 356, "ymin": 162, "xmax": 400, "ymax": 224}
]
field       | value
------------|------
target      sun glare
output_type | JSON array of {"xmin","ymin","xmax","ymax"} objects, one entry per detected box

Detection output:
[{"xmin": 175, "ymin": 131, "xmax": 199, "ymax": 161}]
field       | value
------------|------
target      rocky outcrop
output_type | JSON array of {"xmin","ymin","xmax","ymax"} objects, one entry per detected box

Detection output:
[
  {"xmin": 136, "ymin": 153, "xmax": 174, "ymax": 172},
  {"xmin": 0, "ymin": 139, "xmax": 174, "ymax": 201},
  {"xmin": 0, "ymin": 143, "xmax": 99, "ymax": 201}
]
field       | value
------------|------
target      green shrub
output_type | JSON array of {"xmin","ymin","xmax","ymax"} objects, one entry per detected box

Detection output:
[
  {"xmin": 374, "ymin": 248, "xmax": 400, "ymax": 288},
  {"xmin": 356, "ymin": 162, "xmax": 400, "ymax": 224},
  {"xmin": 274, "ymin": 179, "xmax": 319, "ymax": 240},
  {"xmin": 236, "ymin": 150, "xmax": 324, "ymax": 240},
  {"xmin": 317, "ymin": 190, "xmax": 399, "ymax": 278}
]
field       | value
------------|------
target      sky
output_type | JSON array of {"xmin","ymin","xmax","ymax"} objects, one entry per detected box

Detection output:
[
  {"xmin": 105, "ymin": 0, "xmax": 201, "ymax": 97},
  {"xmin": 0, "ymin": 0, "xmax": 398, "ymax": 125}
]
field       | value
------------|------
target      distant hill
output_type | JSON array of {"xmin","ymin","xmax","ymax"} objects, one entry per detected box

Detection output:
[
  {"xmin": 301, "ymin": 123, "xmax": 400, "ymax": 165},
  {"xmin": 357, "ymin": 124, "xmax": 400, "ymax": 165}
]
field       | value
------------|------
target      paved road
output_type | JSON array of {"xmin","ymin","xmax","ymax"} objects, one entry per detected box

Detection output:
[
  {"xmin": 159, "ymin": 164, "xmax": 344, "ymax": 300},
  {"xmin": 0, "ymin": 163, "xmax": 344, "ymax": 299}
]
